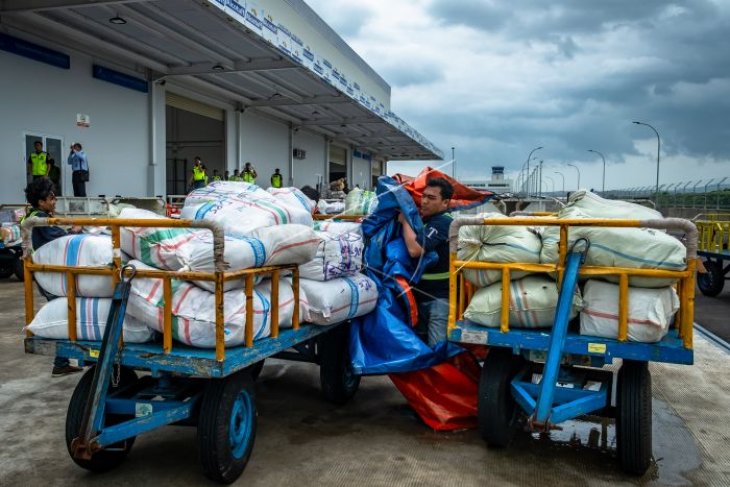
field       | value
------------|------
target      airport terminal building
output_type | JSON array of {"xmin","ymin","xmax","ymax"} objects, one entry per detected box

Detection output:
[{"xmin": 0, "ymin": 0, "xmax": 440, "ymax": 203}]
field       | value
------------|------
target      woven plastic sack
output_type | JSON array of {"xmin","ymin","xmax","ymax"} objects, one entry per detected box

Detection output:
[
  {"xmin": 181, "ymin": 181, "xmax": 312, "ymax": 234},
  {"xmin": 299, "ymin": 273, "xmax": 378, "ymax": 325},
  {"xmin": 25, "ymin": 297, "xmax": 153, "ymax": 343},
  {"xmin": 316, "ymin": 200, "xmax": 345, "ymax": 215},
  {"xmin": 565, "ymin": 190, "xmax": 662, "ymax": 220},
  {"xmin": 266, "ymin": 187, "xmax": 316, "ymax": 214},
  {"xmin": 299, "ymin": 231, "xmax": 363, "ymax": 281},
  {"xmin": 458, "ymin": 212, "xmax": 542, "ymax": 287},
  {"xmin": 126, "ymin": 260, "xmax": 294, "ymax": 348},
  {"xmin": 312, "ymin": 220, "xmax": 362, "ymax": 236},
  {"xmin": 540, "ymin": 207, "xmax": 686, "ymax": 287},
  {"xmin": 33, "ymin": 234, "xmax": 114, "ymax": 297},
  {"xmin": 580, "ymin": 280, "xmax": 678, "ymax": 342},
  {"xmin": 464, "ymin": 275, "xmax": 580, "ymax": 328}
]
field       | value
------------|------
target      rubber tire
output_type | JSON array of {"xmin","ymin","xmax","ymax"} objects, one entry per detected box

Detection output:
[
  {"xmin": 14, "ymin": 256, "xmax": 24, "ymax": 282},
  {"xmin": 248, "ymin": 360, "xmax": 265, "ymax": 381},
  {"xmin": 698, "ymin": 260, "xmax": 724, "ymax": 297},
  {"xmin": 617, "ymin": 360, "xmax": 652, "ymax": 476},
  {"xmin": 0, "ymin": 267, "xmax": 13, "ymax": 278},
  {"xmin": 319, "ymin": 325, "xmax": 360, "ymax": 405},
  {"xmin": 198, "ymin": 370, "xmax": 257, "ymax": 484},
  {"xmin": 478, "ymin": 348, "xmax": 525, "ymax": 448},
  {"xmin": 65, "ymin": 366, "xmax": 139, "ymax": 472}
]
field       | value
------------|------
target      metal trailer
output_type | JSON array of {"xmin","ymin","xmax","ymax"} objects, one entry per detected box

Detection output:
[
  {"xmin": 22, "ymin": 217, "xmax": 360, "ymax": 484},
  {"xmin": 446, "ymin": 216, "xmax": 697, "ymax": 475},
  {"xmin": 695, "ymin": 214, "xmax": 730, "ymax": 296}
]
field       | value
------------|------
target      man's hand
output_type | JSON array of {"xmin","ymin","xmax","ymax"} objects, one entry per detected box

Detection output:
[{"xmin": 70, "ymin": 225, "xmax": 83, "ymax": 234}]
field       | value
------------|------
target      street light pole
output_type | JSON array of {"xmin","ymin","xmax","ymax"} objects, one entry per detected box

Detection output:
[
  {"xmin": 567, "ymin": 163, "xmax": 581, "ymax": 191},
  {"xmin": 587, "ymin": 149, "xmax": 606, "ymax": 193},
  {"xmin": 451, "ymin": 146, "xmax": 456, "ymax": 178},
  {"xmin": 632, "ymin": 121, "xmax": 660, "ymax": 203},
  {"xmin": 523, "ymin": 146, "xmax": 543, "ymax": 197},
  {"xmin": 538, "ymin": 160, "xmax": 544, "ymax": 197},
  {"xmin": 554, "ymin": 171, "xmax": 565, "ymax": 193},
  {"xmin": 544, "ymin": 175, "xmax": 555, "ymax": 193}
]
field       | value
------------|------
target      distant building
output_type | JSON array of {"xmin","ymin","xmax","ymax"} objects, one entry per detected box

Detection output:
[{"xmin": 462, "ymin": 166, "xmax": 513, "ymax": 193}]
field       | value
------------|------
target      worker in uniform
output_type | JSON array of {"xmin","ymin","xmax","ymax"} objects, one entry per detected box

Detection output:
[
  {"xmin": 398, "ymin": 177, "xmax": 454, "ymax": 346},
  {"xmin": 212, "ymin": 169, "xmax": 222, "ymax": 182},
  {"xmin": 22, "ymin": 177, "xmax": 83, "ymax": 376},
  {"xmin": 242, "ymin": 162, "xmax": 257, "ymax": 183},
  {"xmin": 190, "ymin": 156, "xmax": 207, "ymax": 190},
  {"xmin": 27, "ymin": 141, "xmax": 50, "ymax": 181},
  {"xmin": 229, "ymin": 169, "xmax": 242, "ymax": 181},
  {"xmin": 271, "ymin": 168, "xmax": 283, "ymax": 188},
  {"xmin": 67, "ymin": 143, "xmax": 89, "ymax": 197}
]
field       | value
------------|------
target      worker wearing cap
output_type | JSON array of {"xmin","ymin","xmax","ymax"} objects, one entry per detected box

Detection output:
[
  {"xmin": 271, "ymin": 168, "xmax": 283, "ymax": 188},
  {"xmin": 190, "ymin": 156, "xmax": 207, "ymax": 190}
]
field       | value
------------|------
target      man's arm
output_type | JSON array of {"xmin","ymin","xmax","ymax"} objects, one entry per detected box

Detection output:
[{"xmin": 399, "ymin": 213, "xmax": 424, "ymax": 258}]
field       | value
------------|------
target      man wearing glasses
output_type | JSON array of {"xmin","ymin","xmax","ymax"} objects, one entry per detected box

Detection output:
[{"xmin": 23, "ymin": 178, "xmax": 83, "ymax": 376}]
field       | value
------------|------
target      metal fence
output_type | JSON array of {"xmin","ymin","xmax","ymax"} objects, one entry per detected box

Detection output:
[{"xmin": 602, "ymin": 177, "xmax": 730, "ymax": 210}]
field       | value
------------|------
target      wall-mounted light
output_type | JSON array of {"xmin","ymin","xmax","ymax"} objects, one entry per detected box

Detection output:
[{"xmin": 109, "ymin": 15, "xmax": 127, "ymax": 25}]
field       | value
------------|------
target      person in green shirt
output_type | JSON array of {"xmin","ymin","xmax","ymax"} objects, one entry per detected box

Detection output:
[
  {"xmin": 271, "ymin": 168, "xmax": 283, "ymax": 188},
  {"xmin": 242, "ymin": 162, "xmax": 257, "ymax": 183}
]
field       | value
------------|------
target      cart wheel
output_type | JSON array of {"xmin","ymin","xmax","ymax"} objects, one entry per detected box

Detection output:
[
  {"xmin": 319, "ymin": 324, "xmax": 360, "ymax": 405},
  {"xmin": 198, "ymin": 370, "xmax": 257, "ymax": 484},
  {"xmin": 698, "ymin": 260, "xmax": 724, "ymax": 297},
  {"xmin": 65, "ymin": 366, "xmax": 138, "ymax": 472},
  {"xmin": 478, "ymin": 348, "xmax": 525, "ymax": 448},
  {"xmin": 14, "ymin": 257, "xmax": 24, "ymax": 282},
  {"xmin": 248, "ymin": 359, "xmax": 265, "ymax": 381},
  {"xmin": 617, "ymin": 360, "xmax": 652, "ymax": 475}
]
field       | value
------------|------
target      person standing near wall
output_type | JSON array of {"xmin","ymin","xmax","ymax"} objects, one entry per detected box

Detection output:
[
  {"xmin": 47, "ymin": 158, "xmax": 61, "ymax": 196},
  {"xmin": 212, "ymin": 169, "xmax": 222, "ymax": 182},
  {"xmin": 189, "ymin": 156, "xmax": 206, "ymax": 190},
  {"xmin": 271, "ymin": 168, "xmax": 283, "ymax": 188},
  {"xmin": 242, "ymin": 162, "xmax": 257, "ymax": 184},
  {"xmin": 67, "ymin": 143, "xmax": 89, "ymax": 197},
  {"xmin": 224, "ymin": 170, "xmax": 230, "ymax": 181},
  {"xmin": 27, "ymin": 141, "xmax": 50, "ymax": 181}
]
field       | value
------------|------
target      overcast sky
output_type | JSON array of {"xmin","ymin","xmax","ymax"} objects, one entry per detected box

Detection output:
[{"xmin": 306, "ymin": 0, "xmax": 730, "ymax": 192}]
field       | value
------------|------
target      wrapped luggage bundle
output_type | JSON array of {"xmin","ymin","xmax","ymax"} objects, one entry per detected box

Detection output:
[
  {"xmin": 540, "ymin": 201, "xmax": 686, "ymax": 288},
  {"xmin": 464, "ymin": 275, "xmax": 580, "ymax": 328},
  {"xmin": 299, "ymin": 273, "xmax": 378, "ymax": 325},
  {"xmin": 458, "ymin": 212, "xmax": 542, "ymax": 287},
  {"xmin": 125, "ymin": 261, "xmax": 295, "ymax": 348},
  {"xmin": 580, "ymin": 280, "xmax": 679, "ymax": 342},
  {"xmin": 25, "ymin": 297, "xmax": 153, "ymax": 343}
]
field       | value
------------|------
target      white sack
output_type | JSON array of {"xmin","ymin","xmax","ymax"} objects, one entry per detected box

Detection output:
[
  {"xmin": 565, "ymin": 190, "xmax": 662, "ymax": 220},
  {"xmin": 317, "ymin": 200, "xmax": 346, "ymax": 215},
  {"xmin": 312, "ymin": 220, "xmax": 362, "ymax": 236},
  {"xmin": 266, "ymin": 187, "xmax": 316, "ymax": 214},
  {"xmin": 181, "ymin": 181, "xmax": 312, "ymax": 234},
  {"xmin": 126, "ymin": 261, "xmax": 294, "ymax": 348},
  {"xmin": 299, "ymin": 274, "xmax": 378, "ymax": 325},
  {"xmin": 540, "ymin": 207, "xmax": 686, "ymax": 287},
  {"xmin": 344, "ymin": 188, "xmax": 377, "ymax": 215},
  {"xmin": 464, "ymin": 275, "xmax": 580, "ymax": 328},
  {"xmin": 26, "ymin": 297, "xmax": 153, "ymax": 343},
  {"xmin": 579, "ymin": 280, "xmax": 678, "ymax": 343},
  {"xmin": 458, "ymin": 212, "xmax": 542, "ymax": 287},
  {"xmin": 299, "ymin": 231, "xmax": 364, "ymax": 281},
  {"xmin": 33, "ymin": 234, "xmax": 114, "ymax": 297}
]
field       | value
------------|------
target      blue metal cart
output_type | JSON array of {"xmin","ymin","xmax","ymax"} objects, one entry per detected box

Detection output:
[
  {"xmin": 22, "ymin": 217, "xmax": 360, "ymax": 484},
  {"xmin": 446, "ymin": 216, "xmax": 698, "ymax": 475}
]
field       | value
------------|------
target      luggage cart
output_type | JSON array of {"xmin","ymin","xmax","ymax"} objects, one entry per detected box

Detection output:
[
  {"xmin": 22, "ymin": 217, "xmax": 360, "ymax": 483},
  {"xmin": 447, "ymin": 216, "xmax": 697, "ymax": 475},
  {"xmin": 695, "ymin": 214, "xmax": 730, "ymax": 296}
]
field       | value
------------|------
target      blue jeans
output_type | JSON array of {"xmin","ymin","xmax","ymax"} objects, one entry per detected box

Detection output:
[{"xmin": 417, "ymin": 298, "xmax": 449, "ymax": 347}]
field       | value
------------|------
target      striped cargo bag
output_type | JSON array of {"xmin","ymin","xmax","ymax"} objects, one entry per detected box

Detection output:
[{"xmin": 298, "ymin": 273, "xmax": 378, "ymax": 325}]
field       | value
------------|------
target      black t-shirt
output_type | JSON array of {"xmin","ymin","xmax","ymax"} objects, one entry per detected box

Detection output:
[
  {"xmin": 28, "ymin": 209, "xmax": 68, "ymax": 251},
  {"xmin": 413, "ymin": 212, "xmax": 452, "ymax": 301}
]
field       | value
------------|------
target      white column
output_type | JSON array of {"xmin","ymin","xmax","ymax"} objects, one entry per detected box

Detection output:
[{"xmin": 147, "ymin": 81, "xmax": 166, "ymax": 196}]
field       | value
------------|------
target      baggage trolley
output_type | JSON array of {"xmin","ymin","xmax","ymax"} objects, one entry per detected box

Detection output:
[
  {"xmin": 447, "ymin": 216, "xmax": 697, "ymax": 475},
  {"xmin": 695, "ymin": 214, "xmax": 730, "ymax": 296},
  {"xmin": 22, "ymin": 217, "xmax": 359, "ymax": 483}
]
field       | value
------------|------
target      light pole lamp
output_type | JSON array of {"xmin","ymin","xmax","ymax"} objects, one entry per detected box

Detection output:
[
  {"xmin": 451, "ymin": 146, "xmax": 456, "ymax": 178},
  {"xmin": 524, "ymin": 146, "xmax": 543, "ymax": 196},
  {"xmin": 587, "ymin": 149, "xmax": 606, "ymax": 193},
  {"xmin": 567, "ymin": 163, "xmax": 581, "ymax": 191},
  {"xmin": 632, "ymin": 121, "xmax": 660, "ymax": 203},
  {"xmin": 554, "ymin": 171, "xmax": 565, "ymax": 193}
]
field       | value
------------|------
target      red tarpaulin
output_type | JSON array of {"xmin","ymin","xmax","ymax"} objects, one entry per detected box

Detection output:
[{"xmin": 393, "ymin": 167, "xmax": 493, "ymax": 210}]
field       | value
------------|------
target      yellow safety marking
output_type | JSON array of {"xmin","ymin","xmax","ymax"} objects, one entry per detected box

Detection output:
[
  {"xmin": 89, "ymin": 349, "xmax": 100, "ymax": 358},
  {"xmin": 587, "ymin": 343, "xmax": 606, "ymax": 354}
]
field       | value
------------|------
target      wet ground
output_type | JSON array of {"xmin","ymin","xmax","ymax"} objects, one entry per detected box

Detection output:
[
  {"xmin": 694, "ymin": 286, "xmax": 730, "ymax": 343},
  {"xmin": 1, "ymin": 277, "xmax": 729, "ymax": 486}
]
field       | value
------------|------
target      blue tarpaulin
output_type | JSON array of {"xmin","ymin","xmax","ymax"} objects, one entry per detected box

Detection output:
[{"xmin": 349, "ymin": 175, "xmax": 479, "ymax": 375}]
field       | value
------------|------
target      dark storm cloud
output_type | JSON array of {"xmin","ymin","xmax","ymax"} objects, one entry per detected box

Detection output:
[{"xmin": 380, "ymin": 62, "xmax": 444, "ymax": 87}]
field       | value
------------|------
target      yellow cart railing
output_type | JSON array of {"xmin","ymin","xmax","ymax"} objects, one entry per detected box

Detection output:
[
  {"xmin": 21, "ymin": 217, "xmax": 299, "ymax": 362},
  {"xmin": 447, "ymin": 217, "xmax": 699, "ymax": 349}
]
